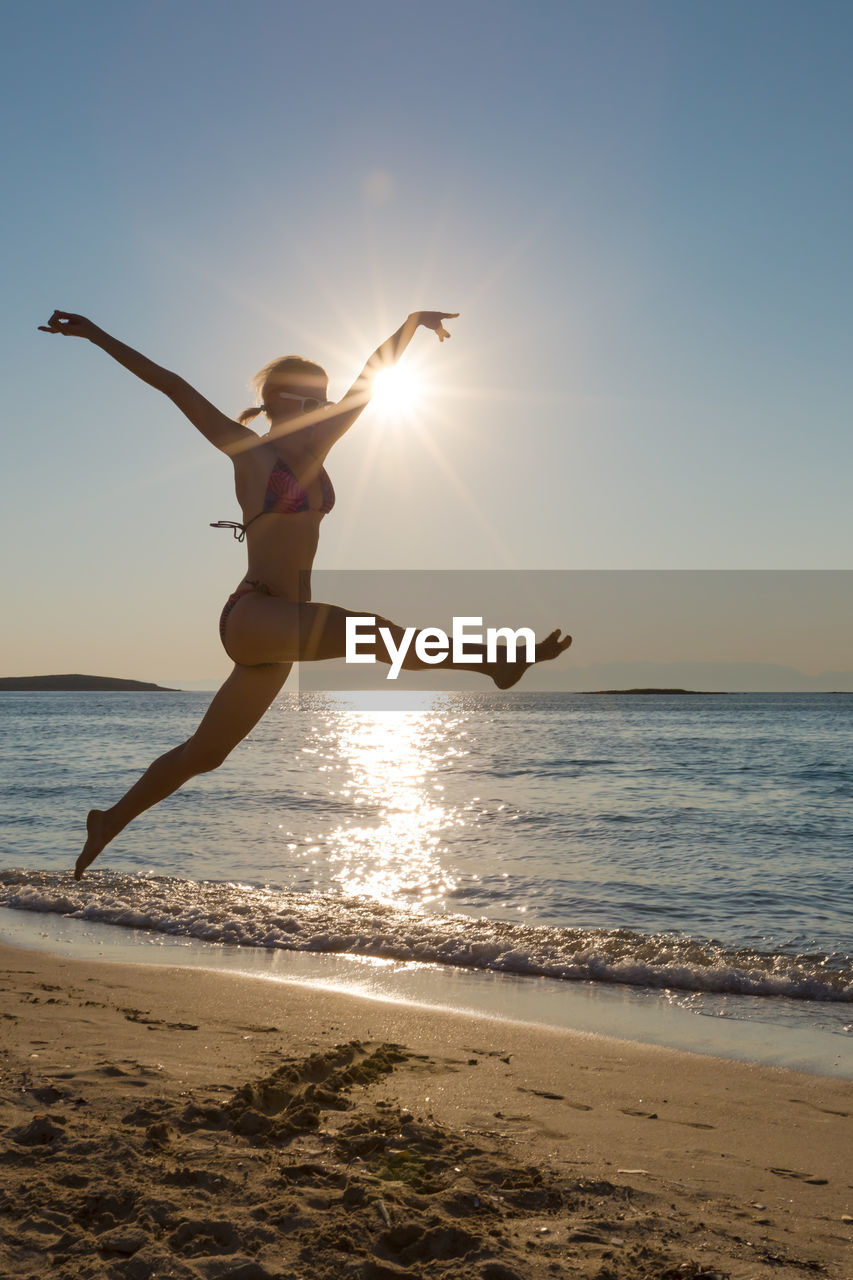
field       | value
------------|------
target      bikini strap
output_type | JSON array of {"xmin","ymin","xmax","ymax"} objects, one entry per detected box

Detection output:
[{"xmin": 209, "ymin": 520, "xmax": 247, "ymax": 542}]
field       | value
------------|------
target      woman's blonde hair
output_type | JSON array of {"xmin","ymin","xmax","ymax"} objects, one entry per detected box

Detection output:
[{"xmin": 238, "ymin": 355, "xmax": 329, "ymax": 424}]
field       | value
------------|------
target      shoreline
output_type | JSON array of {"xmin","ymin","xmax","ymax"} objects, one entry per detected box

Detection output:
[
  {"xmin": 1, "ymin": 938, "xmax": 851, "ymax": 1279},
  {"xmin": 2, "ymin": 905, "xmax": 851, "ymax": 1081}
]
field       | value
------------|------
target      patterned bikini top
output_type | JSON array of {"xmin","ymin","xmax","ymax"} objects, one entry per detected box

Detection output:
[{"xmin": 210, "ymin": 456, "xmax": 335, "ymax": 542}]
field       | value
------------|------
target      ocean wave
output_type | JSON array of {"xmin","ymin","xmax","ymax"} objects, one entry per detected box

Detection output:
[{"xmin": 1, "ymin": 869, "xmax": 850, "ymax": 1004}]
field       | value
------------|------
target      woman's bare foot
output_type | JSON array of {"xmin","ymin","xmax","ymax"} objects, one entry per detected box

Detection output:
[
  {"xmin": 488, "ymin": 628, "xmax": 572, "ymax": 690},
  {"xmin": 75, "ymin": 810, "xmax": 113, "ymax": 881}
]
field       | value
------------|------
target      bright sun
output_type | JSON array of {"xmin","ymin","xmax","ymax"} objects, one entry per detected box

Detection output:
[{"xmin": 370, "ymin": 365, "xmax": 425, "ymax": 423}]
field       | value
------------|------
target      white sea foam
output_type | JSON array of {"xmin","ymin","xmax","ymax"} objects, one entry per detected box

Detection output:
[{"xmin": 1, "ymin": 869, "xmax": 850, "ymax": 1004}]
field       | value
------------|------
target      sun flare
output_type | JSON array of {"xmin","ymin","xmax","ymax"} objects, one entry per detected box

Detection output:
[{"xmin": 370, "ymin": 365, "xmax": 426, "ymax": 423}]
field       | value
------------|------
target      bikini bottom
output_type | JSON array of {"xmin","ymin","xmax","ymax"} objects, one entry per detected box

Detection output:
[{"xmin": 218, "ymin": 579, "xmax": 271, "ymax": 651}]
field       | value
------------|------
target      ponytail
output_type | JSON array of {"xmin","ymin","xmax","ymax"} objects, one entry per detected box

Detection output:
[{"xmin": 238, "ymin": 405, "xmax": 267, "ymax": 426}]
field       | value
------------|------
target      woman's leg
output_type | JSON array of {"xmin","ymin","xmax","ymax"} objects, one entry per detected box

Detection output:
[
  {"xmin": 224, "ymin": 596, "xmax": 570, "ymax": 686},
  {"xmin": 76, "ymin": 662, "xmax": 291, "ymax": 880}
]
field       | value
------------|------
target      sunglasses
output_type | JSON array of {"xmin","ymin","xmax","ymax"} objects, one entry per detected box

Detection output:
[{"xmin": 271, "ymin": 391, "xmax": 330, "ymax": 413}]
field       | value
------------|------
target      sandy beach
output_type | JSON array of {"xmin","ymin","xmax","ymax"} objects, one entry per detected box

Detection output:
[{"xmin": 1, "ymin": 941, "xmax": 850, "ymax": 1280}]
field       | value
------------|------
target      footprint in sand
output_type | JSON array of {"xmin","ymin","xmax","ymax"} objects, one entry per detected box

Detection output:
[
  {"xmin": 517, "ymin": 1087, "xmax": 593, "ymax": 1110},
  {"xmin": 788, "ymin": 1098, "xmax": 850, "ymax": 1118},
  {"xmin": 121, "ymin": 1008, "xmax": 162, "ymax": 1027},
  {"xmin": 770, "ymin": 1167, "xmax": 829, "ymax": 1185},
  {"xmin": 619, "ymin": 1107, "xmax": 714, "ymax": 1129},
  {"xmin": 121, "ymin": 1007, "xmax": 197, "ymax": 1031}
]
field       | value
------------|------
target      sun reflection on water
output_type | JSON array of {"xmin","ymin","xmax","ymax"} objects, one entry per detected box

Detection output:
[{"xmin": 315, "ymin": 703, "xmax": 466, "ymax": 909}]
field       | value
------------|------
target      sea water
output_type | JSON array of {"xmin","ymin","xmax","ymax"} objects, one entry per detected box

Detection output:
[{"xmin": 1, "ymin": 691, "xmax": 850, "ymax": 1069}]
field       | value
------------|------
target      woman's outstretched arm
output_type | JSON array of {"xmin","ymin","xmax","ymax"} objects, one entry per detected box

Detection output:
[
  {"xmin": 314, "ymin": 310, "xmax": 458, "ymax": 453},
  {"xmin": 39, "ymin": 310, "xmax": 256, "ymax": 457}
]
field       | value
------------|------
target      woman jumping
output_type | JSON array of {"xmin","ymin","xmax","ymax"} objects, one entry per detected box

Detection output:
[{"xmin": 39, "ymin": 309, "xmax": 571, "ymax": 879}]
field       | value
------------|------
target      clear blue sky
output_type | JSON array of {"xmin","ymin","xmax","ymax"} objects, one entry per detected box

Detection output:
[{"xmin": 2, "ymin": 1, "xmax": 851, "ymax": 684}]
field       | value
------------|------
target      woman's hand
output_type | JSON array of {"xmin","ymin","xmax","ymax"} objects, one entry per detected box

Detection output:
[
  {"xmin": 38, "ymin": 310, "xmax": 100, "ymax": 340},
  {"xmin": 413, "ymin": 311, "xmax": 459, "ymax": 342}
]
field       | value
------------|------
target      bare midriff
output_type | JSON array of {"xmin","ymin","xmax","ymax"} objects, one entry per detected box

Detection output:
[{"xmin": 228, "ymin": 511, "xmax": 321, "ymax": 602}]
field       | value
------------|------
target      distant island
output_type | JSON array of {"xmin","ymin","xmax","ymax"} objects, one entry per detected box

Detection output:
[
  {"xmin": 0, "ymin": 674, "xmax": 179, "ymax": 692},
  {"xmin": 581, "ymin": 688, "xmax": 726, "ymax": 695}
]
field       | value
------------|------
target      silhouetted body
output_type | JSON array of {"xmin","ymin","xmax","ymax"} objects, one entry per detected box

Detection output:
[{"xmin": 39, "ymin": 309, "xmax": 570, "ymax": 878}]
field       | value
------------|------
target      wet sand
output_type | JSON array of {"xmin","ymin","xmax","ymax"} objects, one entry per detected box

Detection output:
[{"xmin": 1, "ymin": 940, "xmax": 850, "ymax": 1279}]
